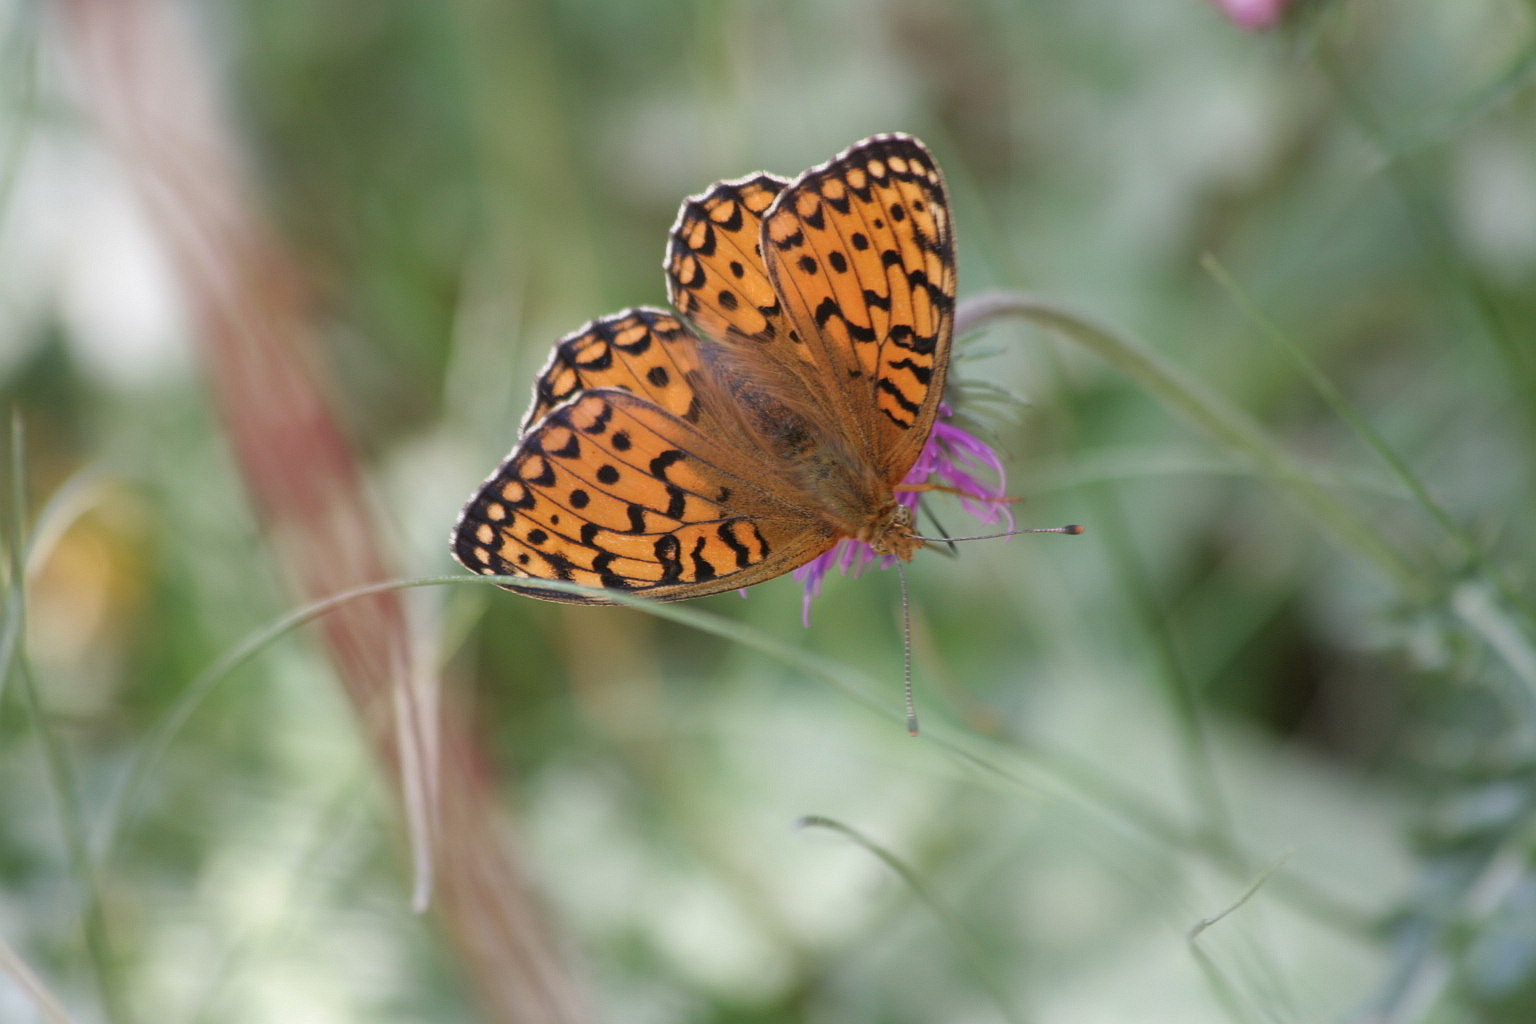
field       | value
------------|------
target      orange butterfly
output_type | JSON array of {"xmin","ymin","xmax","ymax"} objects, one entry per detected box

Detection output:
[{"xmin": 453, "ymin": 134, "xmax": 975, "ymax": 605}]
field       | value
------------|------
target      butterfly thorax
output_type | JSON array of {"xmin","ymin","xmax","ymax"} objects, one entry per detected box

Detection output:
[{"xmin": 769, "ymin": 414, "xmax": 920, "ymax": 558}]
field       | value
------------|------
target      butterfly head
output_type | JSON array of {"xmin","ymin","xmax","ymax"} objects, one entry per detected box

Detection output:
[{"xmin": 859, "ymin": 501, "xmax": 922, "ymax": 562}]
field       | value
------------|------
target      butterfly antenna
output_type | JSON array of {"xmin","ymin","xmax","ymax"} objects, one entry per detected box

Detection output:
[
  {"xmin": 913, "ymin": 524, "xmax": 1084, "ymax": 544},
  {"xmin": 897, "ymin": 562, "xmax": 919, "ymax": 737}
]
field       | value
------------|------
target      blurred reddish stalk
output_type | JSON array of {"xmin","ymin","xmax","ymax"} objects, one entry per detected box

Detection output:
[{"xmin": 52, "ymin": 1, "xmax": 591, "ymax": 1020}]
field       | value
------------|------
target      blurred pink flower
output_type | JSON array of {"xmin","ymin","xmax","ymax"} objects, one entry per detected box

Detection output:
[
  {"xmin": 792, "ymin": 404, "xmax": 1013, "ymax": 626},
  {"xmin": 1214, "ymin": 0, "xmax": 1290, "ymax": 30}
]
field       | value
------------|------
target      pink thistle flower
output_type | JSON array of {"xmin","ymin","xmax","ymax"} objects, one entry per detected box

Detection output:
[
  {"xmin": 792, "ymin": 404, "xmax": 1014, "ymax": 627},
  {"xmin": 1213, "ymin": 0, "xmax": 1290, "ymax": 30}
]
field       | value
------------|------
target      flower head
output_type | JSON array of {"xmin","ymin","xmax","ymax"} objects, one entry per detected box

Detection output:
[
  {"xmin": 1213, "ymin": 0, "xmax": 1290, "ymax": 30},
  {"xmin": 792, "ymin": 404, "xmax": 1014, "ymax": 626}
]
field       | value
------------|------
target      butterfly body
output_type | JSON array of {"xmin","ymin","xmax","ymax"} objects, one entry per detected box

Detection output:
[{"xmin": 454, "ymin": 134, "xmax": 954, "ymax": 604}]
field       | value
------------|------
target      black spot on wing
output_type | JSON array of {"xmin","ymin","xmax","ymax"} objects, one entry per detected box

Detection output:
[
  {"xmin": 626, "ymin": 503, "xmax": 647, "ymax": 533},
  {"xmin": 689, "ymin": 537, "xmax": 718, "ymax": 581},
  {"xmin": 887, "ymin": 356, "xmax": 933, "ymax": 385},
  {"xmin": 593, "ymin": 551, "xmax": 625, "ymax": 589},
  {"xmin": 665, "ymin": 484, "xmax": 686, "ymax": 520},
  {"xmin": 580, "ymin": 401, "xmax": 614, "ymax": 434},
  {"xmin": 876, "ymin": 378, "xmax": 921, "ymax": 420},
  {"xmin": 566, "ymin": 336, "xmax": 613, "ymax": 370},
  {"xmin": 524, "ymin": 457, "xmax": 556, "ymax": 488},
  {"xmin": 650, "ymin": 449, "xmax": 685, "ymax": 479},
  {"xmin": 541, "ymin": 550, "xmax": 577, "ymax": 582},
  {"xmin": 716, "ymin": 198, "xmax": 744, "ymax": 232},
  {"xmin": 813, "ymin": 297, "xmax": 877, "ymax": 342},
  {"xmin": 771, "ymin": 227, "xmax": 804, "ymax": 250},
  {"xmin": 655, "ymin": 534, "xmax": 683, "ymax": 583},
  {"xmin": 612, "ymin": 317, "xmax": 658, "ymax": 353},
  {"xmin": 717, "ymin": 520, "xmax": 753, "ymax": 568}
]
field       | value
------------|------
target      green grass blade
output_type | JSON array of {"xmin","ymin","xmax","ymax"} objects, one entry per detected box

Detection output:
[{"xmin": 957, "ymin": 292, "xmax": 1428, "ymax": 598}]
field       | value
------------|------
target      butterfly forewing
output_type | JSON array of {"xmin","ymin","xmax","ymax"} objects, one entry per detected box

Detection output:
[
  {"xmin": 760, "ymin": 134, "xmax": 956, "ymax": 482},
  {"xmin": 520, "ymin": 308, "xmax": 702, "ymax": 433},
  {"xmin": 456, "ymin": 390, "xmax": 835, "ymax": 604}
]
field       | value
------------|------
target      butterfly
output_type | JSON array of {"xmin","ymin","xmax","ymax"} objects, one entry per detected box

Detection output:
[{"xmin": 452, "ymin": 133, "xmax": 958, "ymax": 604}]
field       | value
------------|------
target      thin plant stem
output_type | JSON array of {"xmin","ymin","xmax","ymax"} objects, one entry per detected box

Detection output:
[
  {"xmin": 798, "ymin": 815, "xmax": 1034, "ymax": 1024},
  {"xmin": 7, "ymin": 419, "xmax": 129, "ymax": 1024}
]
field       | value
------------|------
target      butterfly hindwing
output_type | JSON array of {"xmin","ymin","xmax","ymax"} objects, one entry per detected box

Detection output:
[
  {"xmin": 521, "ymin": 308, "xmax": 702, "ymax": 433},
  {"xmin": 760, "ymin": 134, "xmax": 956, "ymax": 482},
  {"xmin": 456, "ymin": 390, "xmax": 835, "ymax": 603}
]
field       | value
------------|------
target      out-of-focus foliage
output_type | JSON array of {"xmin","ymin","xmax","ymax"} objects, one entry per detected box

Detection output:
[{"xmin": 5, "ymin": 0, "xmax": 1536, "ymax": 1021}]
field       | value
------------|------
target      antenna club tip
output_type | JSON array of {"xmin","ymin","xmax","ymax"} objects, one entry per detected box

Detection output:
[
  {"xmin": 906, "ymin": 717, "xmax": 920, "ymax": 737},
  {"xmin": 1063, "ymin": 524, "xmax": 1085, "ymax": 535}
]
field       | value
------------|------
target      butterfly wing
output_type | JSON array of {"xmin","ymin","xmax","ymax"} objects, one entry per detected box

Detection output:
[
  {"xmin": 664, "ymin": 172, "xmax": 793, "ymax": 348},
  {"xmin": 520, "ymin": 308, "xmax": 702, "ymax": 433},
  {"xmin": 759, "ymin": 134, "xmax": 956, "ymax": 483},
  {"xmin": 454, "ymin": 389, "xmax": 836, "ymax": 604}
]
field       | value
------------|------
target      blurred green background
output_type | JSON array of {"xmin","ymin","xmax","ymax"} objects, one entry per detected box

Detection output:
[{"xmin": 6, "ymin": 0, "xmax": 1536, "ymax": 1021}]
